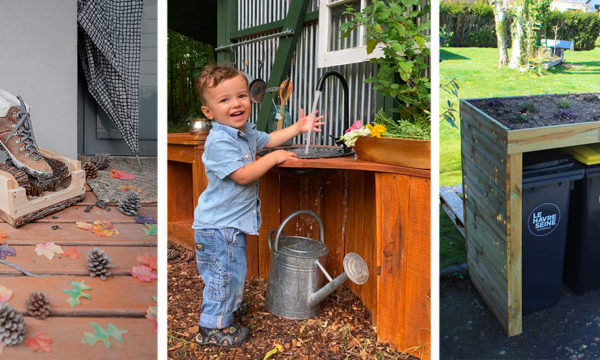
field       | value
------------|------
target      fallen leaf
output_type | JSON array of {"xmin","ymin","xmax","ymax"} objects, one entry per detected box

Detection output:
[
  {"xmin": 62, "ymin": 248, "xmax": 81, "ymax": 259},
  {"xmin": 137, "ymin": 253, "xmax": 157, "ymax": 270},
  {"xmin": 263, "ymin": 344, "xmax": 283, "ymax": 359},
  {"xmin": 76, "ymin": 222, "xmax": 93, "ymax": 230},
  {"xmin": 119, "ymin": 185, "xmax": 141, "ymax": 192},
  {"xmin": 91, "ymin": 221, "xmax": 119, "ymax": 237},
  {"xmin": 131, "ymin": 265, "xmax": 157, "ymax": 282},
  {"xmin": 134, "ymin": 214, "xmax": 156, "ymax": 224},
  {"xmin": 0, "ymin": 285, "xmax": 13, "ymax": 302},
  {"xmin": 0, "ymin": 244, "xmax": 16, "ymax": 260},
  {"xmin": 143, "ymin": 224, "xmax": 157, "ymax": 236},
  {"xmin": 109, "ymin": 169, "xmax": 135, "ymax": 180},
  {"xmin": 82, "ymin": 323, "xmax": 127, "ymax": 348},
  {"xmin": 0, "ymin": 231, "xmax": 7, "ymax": 244},
  {"xmin": 62, "ymin": 280, "xmax": 91, "ymax": 308},
  {"xmin": 34, "ymin": 242, "xmax": 63, "ymax": 260},
  {"xmin": 146, "ymin": 297, "xmax": 157, "ymax": 333},
  {"xmin": 25, "ymin": 332, "xmax": 52, "ymax": 352}
]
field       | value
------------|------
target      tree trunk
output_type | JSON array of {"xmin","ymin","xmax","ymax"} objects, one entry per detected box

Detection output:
[
  {"xmin": 509, "ymin": 6, "xmax": 526, "ymax": 69},
  {"xmin": 493, "ymin": 0, "xmax": 509, "ymax": 66}
]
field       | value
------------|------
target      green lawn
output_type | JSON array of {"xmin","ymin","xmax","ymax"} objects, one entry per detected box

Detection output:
[{"xmin": 439, "ymin": 46, "xmax": 600, "ymax": 267}]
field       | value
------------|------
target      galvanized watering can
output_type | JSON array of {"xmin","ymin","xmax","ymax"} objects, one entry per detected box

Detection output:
[{"xmin": 265, "ymin": 210, "xmax": 369, "ymax": 320}]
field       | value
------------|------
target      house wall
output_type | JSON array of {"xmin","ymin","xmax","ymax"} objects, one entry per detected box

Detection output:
[
  {"xmin": 235, "ymin": 0, "xmax": 378, "ymax": 146},
  {"xmin": 0, "ymin": 0, "xmax": 78, "ymax": 158}
]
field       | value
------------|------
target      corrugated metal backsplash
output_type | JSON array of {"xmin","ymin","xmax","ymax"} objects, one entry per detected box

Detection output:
[{"xmin": 235, "ymin": 0, "xmax": 377, "ymax": 145}]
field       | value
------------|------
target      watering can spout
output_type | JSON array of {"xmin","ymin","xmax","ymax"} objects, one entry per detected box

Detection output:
[{"xmin": 307, "ymin": 253, "xmax": 369, "ymax": 308}]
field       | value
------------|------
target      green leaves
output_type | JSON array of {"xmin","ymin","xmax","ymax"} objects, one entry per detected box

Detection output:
[
  {"xmin": 62, "ymin": 280, "xmax": 91, "ymax": 308},
  {"xmin": 82, "ymin": 323, "xmax": 127, "ymax": 348}
]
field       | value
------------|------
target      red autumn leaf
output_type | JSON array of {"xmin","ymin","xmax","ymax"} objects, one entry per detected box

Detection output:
[
  {"xmin": 131, "ymin": 265, "xmax": 157, "ymax": 282},
  {"xmin": 109, "ymin": 169, "xmax": 125, "ymax": 179},
  {"xmin": 0, "ymin": 231, "xmax": 7, "ymax": 244},
  {"xmin": 26, "ymin": 332, "xmax": 52, "ymax": 352},
  {"xmin": 62, "ymin": 248, "xmax": 80, "ymax": 259},
  {"xmin": 137, "ymin": 253, "xmax": 157, "ymax": 270}
]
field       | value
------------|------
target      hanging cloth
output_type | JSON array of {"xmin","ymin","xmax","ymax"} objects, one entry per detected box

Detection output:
[{"xmin": 77, "ymin": 0, "xmax": 143, "ymax": 158}]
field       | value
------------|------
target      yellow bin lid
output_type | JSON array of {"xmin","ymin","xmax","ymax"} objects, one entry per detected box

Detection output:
[{"xmin": 564, "ymin": 143, "xmax": 600, "ymax": 165}]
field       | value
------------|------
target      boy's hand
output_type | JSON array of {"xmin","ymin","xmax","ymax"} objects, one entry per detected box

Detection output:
[
  {"xmin": 268, "ymin": 150, "xmax": 298, "ymax": 165},
  {"xmin": 297, "ymin": 109, "xmax": 325, "ymax": 134}
]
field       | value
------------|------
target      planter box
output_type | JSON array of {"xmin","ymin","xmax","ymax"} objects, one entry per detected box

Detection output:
[
  {"xmin": 460, "ymin": 94, "xmax": 600, "ymax": 336},
  {"xmin": 354, "ymin": 136, "xmax": 431, "ymax": 169}
]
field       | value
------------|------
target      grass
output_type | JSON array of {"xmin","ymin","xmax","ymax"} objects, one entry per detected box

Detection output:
[{"xmin": 439, "ymin": 46, "xmax": 600, "ymax": 267}]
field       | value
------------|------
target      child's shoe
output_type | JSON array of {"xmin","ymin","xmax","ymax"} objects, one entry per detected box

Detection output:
[{"xmin": 195, "ymin": 323, "xmax": 249, "ymax": 347}]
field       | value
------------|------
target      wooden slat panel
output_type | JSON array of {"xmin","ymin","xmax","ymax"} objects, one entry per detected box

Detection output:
[
  {"xmin": 1, "ymin": 276, "xmax": 155, "ymax": 316},
  {"xmin": 439, "ymin": 186, "xmax": 464, "ymax": 226},
  {"xmin": 33, "ymin": 205, "xmax": 157, "ymax": 223},
  {"xmin": 0, "ymin": 223, "xmax": 156, "ymax": 246},
  {"xmin": 507, "ymin": 153, "xmax": 523, "ymax": 336},
  {"xmin": 2, "ymin": 317, "xmax": 156, "ymax": 359},
  {"xmin": 0, "ymin": 246, "xmax": 156, "ymax": 275},
  {"xmin": 167, "ymin": 160, "xmax": 194, "ymax": 225},
  {"xmin": 376, "ymin": 174, "xmax": 430, "ymax": 360},
  {"xmin": 168, "ymin": 221, "xmax": 194, "ymax": 250},
  {"xmin": 344, "ymin": 171, "xmax": 377, "ymax": 321},
  {"xmin": 507, "ymin": 121, "xmax": 600, "ymax": 154}
]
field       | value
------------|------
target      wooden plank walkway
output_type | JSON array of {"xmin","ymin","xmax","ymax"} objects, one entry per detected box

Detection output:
[
  {"xmin": 440, "ymin": 185, "xmax": 465, "ymax": 238},
  {"xmin": 0, "ymin": 186, "xmax": 157, "ymax": 359}
]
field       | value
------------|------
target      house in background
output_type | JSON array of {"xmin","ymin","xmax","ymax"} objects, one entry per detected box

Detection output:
[
  {"xmin": 550, "ymin": 0, "xmax": 600, "ymax": 12},
  {"xmin": 0, "ymin": 0, "xmax": 157, "ymax": 158}
]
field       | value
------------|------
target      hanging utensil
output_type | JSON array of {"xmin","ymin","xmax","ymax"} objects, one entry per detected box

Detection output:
[
  {"xmin": 249, "ymin": 60, "xmax": 266, "ymax": 104},
  {"xmin": 277, "ymin": 79, "xmax": 293, "ymax": 130}
]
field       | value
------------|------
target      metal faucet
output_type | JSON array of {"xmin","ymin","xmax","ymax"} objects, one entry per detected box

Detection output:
[{"xmin": 316, "ymin": 70, "xmax": 349, "ymax": 133}]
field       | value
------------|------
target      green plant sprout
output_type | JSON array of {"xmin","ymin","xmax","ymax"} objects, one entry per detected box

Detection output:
[{"xmin": 556, "ymin": 98, "xmax": 571, "ymax": 108}]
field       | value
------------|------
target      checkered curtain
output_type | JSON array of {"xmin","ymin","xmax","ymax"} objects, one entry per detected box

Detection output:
[{"xmin": 77, "ymin": 0, "xmax": 143, "ymax": 156}]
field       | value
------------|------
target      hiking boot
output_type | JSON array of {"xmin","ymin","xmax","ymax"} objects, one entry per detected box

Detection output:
[{"xmin": 0, "ymin": 90, "xmax": 52, "ymax": 179}]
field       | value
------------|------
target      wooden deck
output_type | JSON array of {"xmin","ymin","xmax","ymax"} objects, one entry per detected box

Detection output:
[{"xmin": 0, "ymin": 186, "xmax": 157, "ymax": 358}]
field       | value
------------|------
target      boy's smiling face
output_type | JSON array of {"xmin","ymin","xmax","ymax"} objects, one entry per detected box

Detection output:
[{"xmin": 201, "ymin": 74, "xmax": 251, "ymax": 132}]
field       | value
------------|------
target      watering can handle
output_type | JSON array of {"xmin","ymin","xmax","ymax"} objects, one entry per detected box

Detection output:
[{"xmin": 272, "ymin": 210, "xmax": 325, "ymax": 253}]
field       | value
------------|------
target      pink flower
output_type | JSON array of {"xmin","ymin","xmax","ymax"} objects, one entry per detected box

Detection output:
[{"xmin": 345, "ymin": 120, "xmax": 363, "ymax": 133}]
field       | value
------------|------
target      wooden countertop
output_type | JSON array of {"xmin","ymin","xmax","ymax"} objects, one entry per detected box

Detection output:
[{"xmin": 276, "ymin": 156, "xmax": 431, "ymax": 178}]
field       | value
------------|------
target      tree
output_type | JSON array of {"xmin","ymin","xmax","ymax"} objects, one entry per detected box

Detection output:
[
  {"xmin": 492, "ymin": 0, "xmax": 551, "ymax": 69},
  {"xmin": 492, "ymin": 0, "xmax": 509, "ymax": 66}
]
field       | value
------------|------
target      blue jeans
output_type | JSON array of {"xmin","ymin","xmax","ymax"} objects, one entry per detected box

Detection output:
[{"xmin": 195, "ymin": 228, "xmax": 247, "ymax": 329}]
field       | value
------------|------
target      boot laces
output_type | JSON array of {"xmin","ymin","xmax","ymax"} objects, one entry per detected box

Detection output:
[{"xmin": 7, "ymin": 96, "xmax": 42, "ymax": 161}]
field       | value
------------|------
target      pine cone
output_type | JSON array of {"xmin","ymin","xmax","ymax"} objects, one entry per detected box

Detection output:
[
  {"xmin": 87, "ymin": 248, "xmax": 113, "ymax": 280},
  {"xmin": 117, "ymin": 190, "xmax": 141, "ymax": 216},
  {"xmin": 167, "ymin": 248, "xmax": 180, "ymax": 261},
  {"xmin": 91, "ymin": 153, "xmax": 111, "ymax": 170},
  {"xmin": 181, "ymin": 251, "xmax": 195, "ymax": 262},
  {"xmin": 25, "ymin": 291, "xmax": 51, "ymax": 320},
  {"xmin": 0, "ymin": 303, "xmax": 25, "ymax": 346},
  {"xmin": 167, "ymin": 242, "xmax": 176, "ymax": 250},
  {"xmin": 83, "ymin": 162, "xmax": 98, "ymax": 179}
]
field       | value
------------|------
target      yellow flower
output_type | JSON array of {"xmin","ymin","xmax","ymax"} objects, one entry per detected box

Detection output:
[{"xmin": 367, "ymin": 124, "xmax": 387, "ymax": 138}]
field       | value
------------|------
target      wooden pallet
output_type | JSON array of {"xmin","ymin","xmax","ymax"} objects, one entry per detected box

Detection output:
[
  {"xmin": 0, "ymin": 148, "xmax": 86, "ymax": 227},
  {"xmin": 0, "ymin": 185, "xmax": 157, "ymax": 358},
  {"xmin": 439, "ymin": 185, "xmax": 465, "ymax": 238}
]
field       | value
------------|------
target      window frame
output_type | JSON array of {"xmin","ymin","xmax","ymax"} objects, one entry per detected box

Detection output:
[{"xmin": 317, "ymin": 0, "xmax": 383, "ymax": 68}]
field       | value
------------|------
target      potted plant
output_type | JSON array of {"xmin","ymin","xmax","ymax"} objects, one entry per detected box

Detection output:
[{"xmin": 341, "ymin": 0, "xmax": 431, "ymax": 169}]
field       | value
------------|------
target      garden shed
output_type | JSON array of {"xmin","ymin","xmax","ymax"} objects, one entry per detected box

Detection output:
[{"xmin": 167, "ymin": 0, "xmax": 431, "ymax": 357}]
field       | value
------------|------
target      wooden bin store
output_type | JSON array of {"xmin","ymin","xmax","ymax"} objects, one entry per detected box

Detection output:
[{"xmin": 460, "ymin": 95, "xmax": 600, "ymax": 336}]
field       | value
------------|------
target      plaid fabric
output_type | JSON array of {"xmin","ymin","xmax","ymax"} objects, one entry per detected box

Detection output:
[{"xmin": 77, "ymin": 0, "xmax": 143, "ymax": 155}]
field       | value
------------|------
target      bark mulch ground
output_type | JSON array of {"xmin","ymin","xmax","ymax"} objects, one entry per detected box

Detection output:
[{"xmin": 168, "ymin": 244, "xmax": 416, "ymax": 360}]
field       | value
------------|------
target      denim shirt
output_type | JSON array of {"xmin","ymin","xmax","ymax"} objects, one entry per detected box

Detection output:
[{"xmin": 192, "ymin": 121, "xmax": 270, "ymax": 235}]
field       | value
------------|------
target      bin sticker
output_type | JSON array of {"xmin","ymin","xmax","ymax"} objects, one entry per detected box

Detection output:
[{"xmin": 528, "ymin": 203, "xmax": 561, "ymax": 237}]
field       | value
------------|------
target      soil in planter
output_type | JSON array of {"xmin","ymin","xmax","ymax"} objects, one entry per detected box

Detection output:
[
  {"xmin": 168, "ymin": 244, "xmax": 417, "ymax": 360},
  {"xmin": 470, "ymin": 93, "xmax": 600, "ymax": 130}
]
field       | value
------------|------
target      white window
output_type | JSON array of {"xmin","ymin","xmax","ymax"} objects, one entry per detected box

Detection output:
[{"xmin": 317, "ymin": 0, "xmax": 384, "ymax": 68}]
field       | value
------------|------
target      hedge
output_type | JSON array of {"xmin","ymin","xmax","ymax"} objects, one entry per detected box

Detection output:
[{"xmin": 441, "ymin": 1, "xmax": 600, "ymax": 50}]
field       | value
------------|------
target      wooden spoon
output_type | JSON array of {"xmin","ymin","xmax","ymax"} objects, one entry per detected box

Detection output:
[{"xmin": 277, "ymin": 79, "xmax": 293, "ymax": 130}]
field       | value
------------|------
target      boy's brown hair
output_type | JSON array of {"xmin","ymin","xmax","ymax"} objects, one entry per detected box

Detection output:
[{"xmin": 195, "ymin": 64, "xmax": 248, "ymax": 104}]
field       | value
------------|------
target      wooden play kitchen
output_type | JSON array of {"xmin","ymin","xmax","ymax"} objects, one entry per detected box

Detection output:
[
  {"xmin": 167, "ymin": 131, "xmax": 431, "ymax": 358},
  {"xmin": 460, "ymin": 94, "xmax": 600, "ymax": 336}
]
